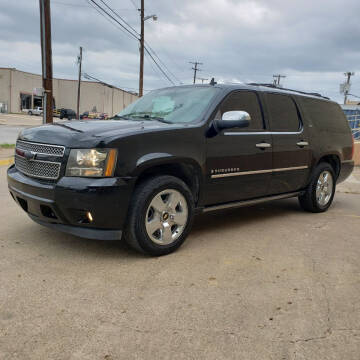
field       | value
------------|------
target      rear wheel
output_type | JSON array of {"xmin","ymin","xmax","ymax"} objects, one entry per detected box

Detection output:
[
  {"xmin": 124, "ymin": 175, "xmax": 194, "ymax": 256},
  {"xmin": 298, "ymin": 163, "xmax": 336, "ymax": 213},
  {"xmin": 28, "ymin": 111, "xmax": 32, "ymax": 116}
]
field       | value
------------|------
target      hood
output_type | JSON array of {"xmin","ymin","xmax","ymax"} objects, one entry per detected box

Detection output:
[{"xmin": 19, "ymin": 120, "xmax": 180, "ymax": 147}]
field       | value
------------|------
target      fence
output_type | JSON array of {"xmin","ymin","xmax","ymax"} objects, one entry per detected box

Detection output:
[{"xmin": 346, "ymin": 114, "xmax": 360, "ymax": 140}]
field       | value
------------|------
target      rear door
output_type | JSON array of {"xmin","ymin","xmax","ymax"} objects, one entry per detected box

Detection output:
[
  {"xmin": 265, "ymin": 93, "xmax": 311, "ymax": 194},
  {"xmin": 204, "ymin": 90, "xmax": 273, "ymax": 205}
]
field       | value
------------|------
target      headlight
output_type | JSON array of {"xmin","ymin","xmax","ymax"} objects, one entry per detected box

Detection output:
[{"xmin": 66, "ymin": 149, "xmax": 117, "ymax": 177}]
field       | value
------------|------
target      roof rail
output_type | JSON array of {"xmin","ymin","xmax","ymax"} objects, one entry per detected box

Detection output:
[{"xmin": 247, "ymin": 83, "xmax": 330, "ymax": 100}]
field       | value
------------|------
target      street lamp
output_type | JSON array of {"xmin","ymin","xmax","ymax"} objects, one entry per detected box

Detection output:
[
  {"xmin": 144, "ymin": 14, "xmax": 157, "ymax": 22},
  {"xmin": 139, "ymin": 0, "xmax": 157, "ymax": 97}
]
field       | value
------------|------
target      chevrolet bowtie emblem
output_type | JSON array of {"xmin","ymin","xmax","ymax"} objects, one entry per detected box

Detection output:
[{"xmin": 16, "ymin": 149, "xmax": 37, "ymax": 160}]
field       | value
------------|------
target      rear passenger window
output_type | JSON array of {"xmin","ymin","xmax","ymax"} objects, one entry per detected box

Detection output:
[
  {"xmin": 219, "ymin": 91, "xmax": 264, "ymax": 131},
  {"xmin": 266, "ymin": 94, "xmax": 301, "ymax": 132},
  {"xmin": 300, "ymin": 98, "xmax": 347, "ymax": 133}
]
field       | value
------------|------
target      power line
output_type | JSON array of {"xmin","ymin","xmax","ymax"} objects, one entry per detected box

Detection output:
[
  {"xmin": 129, "ymin": 0, "xmax": 138, "ymax": 10},
  {"xmin": 87, "ymin": 0, "xmax": 139, "ymax": 40},
  {"xmin": 86, "ymin": 0, "xmax": 136, "ymax": 41},
  {"xmin": 53, "ymin": 1, "xmax": 135, "ymax": 10},
  {"xmin": 144, "ymin": 47, "xmax": 175, "ymax": 85},
  {"xmin": 87, "ymin": 0, "xmax": 177, "ymax": 86},
  {"xmin": 145, "ymin": 41, "xmax": 182, "ymax": 84},
  {"xmin": 98, "ymin": 0, "xmax": 139, "ymax": 37},
  {"xmin": 144, "ymin": 51, "xmax": 169, "ymax": 86}
]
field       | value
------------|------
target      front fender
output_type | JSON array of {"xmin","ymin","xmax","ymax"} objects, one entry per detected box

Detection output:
[{"xmin": 133, "ymin": 153, "xmax": 203, "ymax": 177}]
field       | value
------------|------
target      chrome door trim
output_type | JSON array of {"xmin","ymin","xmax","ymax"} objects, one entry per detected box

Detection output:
[
  {"xmin": 203, "ymin": 192, "xmax": 301, "ymax": 212},
  {"xmin": 211, "ymin": 165, "xmax": 308, "ymax": 179},
  {"xmin": 224, "ymin": 130, "xmax": 304, "ymax": 136},
  {"xmin": 342, "ymin": 160, "xmax": 354, "ymax": 164}
]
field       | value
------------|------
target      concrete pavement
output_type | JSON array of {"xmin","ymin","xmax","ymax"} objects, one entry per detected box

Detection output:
[
  {"xmin": 1, "ymin": 165, "xmax": 360, "ymax": 359},
  {"xmin": 0, "ymin": 113, "xmax": 42, "ymax": 144}
]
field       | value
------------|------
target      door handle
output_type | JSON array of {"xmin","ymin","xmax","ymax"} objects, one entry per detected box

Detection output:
[
  {"xmin": 297, "ymin": 141, "xmax": 309, "ymax": 147},
  {"xmin": 256, "ymin": 142, "xmax": 272, "ymax": 149}
]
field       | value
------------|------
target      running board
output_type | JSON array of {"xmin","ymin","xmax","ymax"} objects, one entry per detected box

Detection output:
[{"xmin": 203, "ymin": 192, "xmax": 301, "ymax": 213}]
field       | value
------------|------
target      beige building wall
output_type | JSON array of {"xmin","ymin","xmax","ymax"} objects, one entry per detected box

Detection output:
[
  {"xmin": 0, "ymin": 68, "xmax": 138, "ymax": 116},
  {"xmin": 0, "ymin": 68, "xmax": 11, "ymax": 111}
]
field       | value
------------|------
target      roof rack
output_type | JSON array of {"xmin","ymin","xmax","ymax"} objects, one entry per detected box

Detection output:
[{"xmin": 247, "ymin": 83, "xmax": 330, "ymax": 100}]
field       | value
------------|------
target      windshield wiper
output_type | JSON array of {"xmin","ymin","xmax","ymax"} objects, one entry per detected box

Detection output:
[
  {"xmin": 110, "ymin": 115, "xmax": 130, "ymax": 120},
  {"xmin": 125, "ymin": 113, "xmax": 173, "ymax": 124}
]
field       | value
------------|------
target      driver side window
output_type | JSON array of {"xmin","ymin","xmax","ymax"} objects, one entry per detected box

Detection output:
[{"xmin": 219, "ymin": 91, "xmax": 264, "ymax": 131}]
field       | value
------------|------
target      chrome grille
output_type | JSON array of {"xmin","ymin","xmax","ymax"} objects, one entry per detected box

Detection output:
[
  {"xmin": 16, "ymin": 140, "xmax": 65, "ymax": 157},
  {"xmin": 15, "ymin": 155, "xmax": 61, "ymax": 180},
  {"xmin": 15, "ymin": 140, "xmax": 65, "ymax": 180}
]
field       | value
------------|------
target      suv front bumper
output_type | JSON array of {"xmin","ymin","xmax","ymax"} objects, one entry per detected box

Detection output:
[{"xmin": 7, "ymin": 165, "xmax": 135, "ymax": 240}]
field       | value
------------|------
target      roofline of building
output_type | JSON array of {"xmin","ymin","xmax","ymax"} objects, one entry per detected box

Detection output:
[{"xmin": 0, "ymin": 67, "xmax": 138, "ymax": 96}]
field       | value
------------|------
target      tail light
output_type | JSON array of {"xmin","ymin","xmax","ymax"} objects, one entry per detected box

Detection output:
[{"xmin": 351, "ymin": 135, "xmax": 355, "ymax": 159}]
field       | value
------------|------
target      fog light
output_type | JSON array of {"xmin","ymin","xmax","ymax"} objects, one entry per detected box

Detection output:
[{"xmin": 86, "ymin": 211, "xmax": 93, "ymax": 222}]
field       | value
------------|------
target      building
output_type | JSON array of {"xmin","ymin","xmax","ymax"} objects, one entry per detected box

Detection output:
[{"xmin": 0, "ymin": 67, "xmax": 138, "ymax": 115}]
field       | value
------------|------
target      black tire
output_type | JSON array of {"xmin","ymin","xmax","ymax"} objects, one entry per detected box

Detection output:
[
  {"xmin": 298, "ymin": 162, "xmax": 336, "ymax": 213},
  {"xmin": 28, "ymin": 111, "xmax": 32, "ymax": 116},
  {"xmin": 124, "ymin": 175, "xmax": 195, "ymax": 256}
]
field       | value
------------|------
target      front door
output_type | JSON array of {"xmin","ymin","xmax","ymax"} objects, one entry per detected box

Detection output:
[
  {"xmin": 204, "ymin": 90, "xmax": 273, "ymax": 205},
  {"xmin": 264, "ymin": 93, "xmax": 311, "ymax": 194}
]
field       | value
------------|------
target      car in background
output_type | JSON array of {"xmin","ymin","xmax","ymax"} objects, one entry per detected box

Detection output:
[
  {"xmin": 80, "ymin": 111, "xmax": 108, "ymax": 120},
  {"xmin": 59, "ymin": 108, "xmax": 76, "ymax": 120},
  {"xmin": 27, "ymin": 107, "xmax": 43, "ymax": 116},
  {"xmin": 99, "ymin": 113, "xmax": 109, "ymax": 120},
  {"xmin": 80, "ymin": 111, "xmax": 89, "ymax": 119}
]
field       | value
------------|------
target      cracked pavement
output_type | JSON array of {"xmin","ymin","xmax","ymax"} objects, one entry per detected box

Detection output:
[{"xmin": 0, "ymin": 165, "xmax": 360, "ymax": 359}]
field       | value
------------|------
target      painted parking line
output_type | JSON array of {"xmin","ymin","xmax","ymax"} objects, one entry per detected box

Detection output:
[{"xmin": 0, "ymin": 158, "xmax": 14, "ymax": 166}]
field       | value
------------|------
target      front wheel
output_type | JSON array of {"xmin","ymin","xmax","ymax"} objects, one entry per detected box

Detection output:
[
  {"xmin": 124, "ymin": 175, "xmax": 194, "ymax": 256},
  {"xmin": 298, "ymin": 163, "xmax": 336, "ymax": 213},
  {"xmin": 28, "ymin": 111, "xmax": 32, "ymax": 116}
]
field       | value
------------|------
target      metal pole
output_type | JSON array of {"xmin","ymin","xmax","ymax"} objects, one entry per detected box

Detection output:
[
  {"xmin": 190, "ymin": 61, "xmax": 203, "ymax": 84},
  {"xmin": 39, "ymin": 0, "xmax": 53, "ymax": 124},
  {"xmin": 139, "ymin": 0, "xmax": 144, "ymax": 97},
  {"xmin": 77, "ymin": 46, "xmax": 83, "ymax": 119},
  {"xmin": 344, "ymin": 72, "xmax": 354, "ymax": 105}
]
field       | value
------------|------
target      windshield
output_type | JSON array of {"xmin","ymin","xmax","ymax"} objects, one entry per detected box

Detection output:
[{"xmin": 115, "ymin": 86, "xmax": 220, "ymax": 124}]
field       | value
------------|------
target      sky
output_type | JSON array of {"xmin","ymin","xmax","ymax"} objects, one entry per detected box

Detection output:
[{"xmin": 0, "ymin": 0, "xmax": 360, "ymax": 103}]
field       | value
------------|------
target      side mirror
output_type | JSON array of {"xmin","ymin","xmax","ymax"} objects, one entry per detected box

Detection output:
[{"xmin": 214, "ymin": 111, "xmax": 251, "ymax": 131}]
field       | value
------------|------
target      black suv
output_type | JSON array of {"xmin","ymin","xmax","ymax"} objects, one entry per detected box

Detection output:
[{"xmin": 7, "ymin": 84, "xmax": 354, "ymax": 256}]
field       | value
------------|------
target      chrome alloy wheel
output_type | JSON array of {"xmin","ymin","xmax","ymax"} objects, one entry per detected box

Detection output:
[
  {"xmin": 145, "ymin": 189, "xmax": 189, "ymax": 245},
  {"xmin": 316, "ymin": 170, "xmax": 334, "ymax": 207}
]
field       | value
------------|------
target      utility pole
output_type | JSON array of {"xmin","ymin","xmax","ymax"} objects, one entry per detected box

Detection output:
[
  {"xmin": 139, "ymin": 0, "xmax": 145, "ymax": 97},
  {"xmin": 273, "ymin": 74, "xmax": 286, "ymax": 87},
  {"xmin": 190, "ymin": 61, "xmax": 203, "ymax": 84},
  {"xmin": 76, "ymin": 46, "xmax": 83, "ymax": 119},
  {"xmin": 39, "ymin": 0, "xmax": 53, "ymax": 124},
  {"xmin": 198, "ymin": 77, "xmax": 208, "ymax": 84},
  {"xmin": 343, "ymin": 72, "xmax": 355, "ymax": 105}
]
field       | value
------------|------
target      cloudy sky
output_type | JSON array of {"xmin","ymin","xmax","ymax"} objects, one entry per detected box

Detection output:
[{"xmin": 1, "ymin": 0, "xmax": 360, "ymax": 102}]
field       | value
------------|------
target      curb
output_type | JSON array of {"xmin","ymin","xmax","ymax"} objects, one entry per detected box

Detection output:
[{"xmin": 0, "ymin": 158, "xmax": 14, "ymax": 166}]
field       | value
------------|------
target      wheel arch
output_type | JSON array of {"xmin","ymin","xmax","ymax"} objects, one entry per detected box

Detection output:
[
  {"xmin": 316, "ymin": 154, "xmax": 341, "ymax": 178},
  {"xmin": 133, "ymin": 154, "xmax": 203, "ymax": 205}
]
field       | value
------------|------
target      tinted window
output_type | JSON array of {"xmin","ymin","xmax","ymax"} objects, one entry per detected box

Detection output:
[
  {"xmin": 266, "ymin": 94, "xmax": 300, "ymax": 132},
  {"xmin": 300, "ymin": 98, "xmax": 347, "ymax": 132},
  {"xmin": 219, "ymin": 91, "xmax": 264, "ymax": 131}
]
